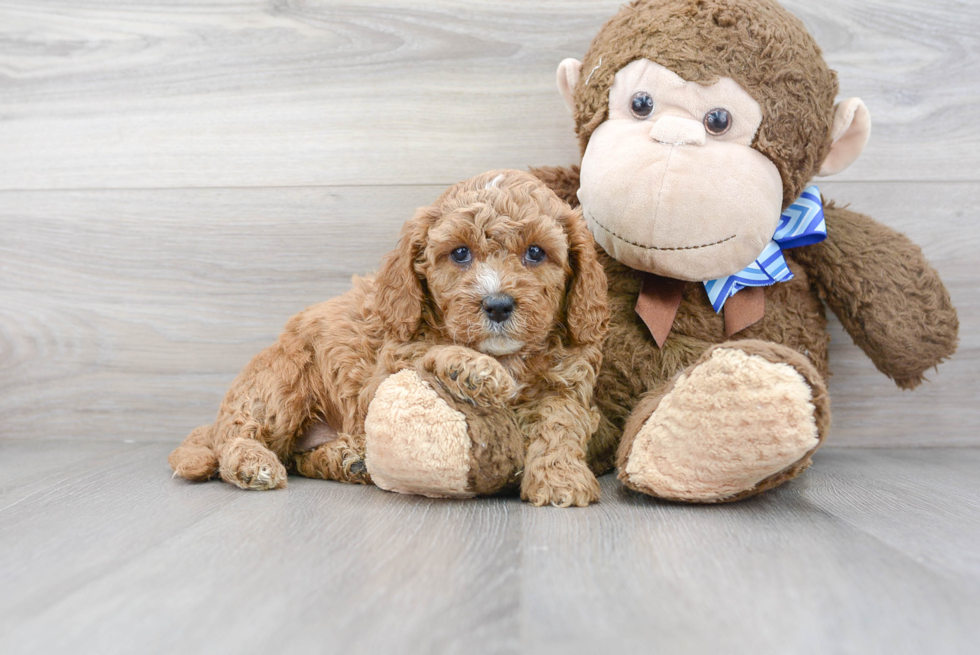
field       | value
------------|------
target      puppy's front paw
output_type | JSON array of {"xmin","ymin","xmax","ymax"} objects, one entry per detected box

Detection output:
[
  {"xmin": 521, "ymin": 458, "xmax": 600, "ymax": 508},
  {"xmin": 420, "ymin": 346, "xmax": 516, "ymax": 406}
]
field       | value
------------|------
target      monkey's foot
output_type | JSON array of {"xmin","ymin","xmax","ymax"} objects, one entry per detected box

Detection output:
[
  {"xmin": 218, "ymin": 437, "xmax": 288, "ymax": 490},
  {"xmin": 619, "ymin": 341, "xmax": 830, "ymax": 503},
  {"xmin": 364, "ymin": 369, "xmax": 524, "ymax": 498}
]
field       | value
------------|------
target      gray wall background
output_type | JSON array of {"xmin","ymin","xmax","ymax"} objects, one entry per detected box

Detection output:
[{"xmin": 1, "ymin": 0, "xmax": 977, "ymax": 446}]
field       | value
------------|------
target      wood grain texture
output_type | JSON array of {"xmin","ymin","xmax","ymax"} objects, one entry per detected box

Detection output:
[
  {"xmin": 0, "ymin": 1, "xmax": 977, "ymax": 447},
  {"xmin": 0, "ymin": 441, "xmax": 977, "ymax": 655},
  {"xmin": 0, "ymin": 184, "xmax": 440, "ymax": 441},
  {"xmin": 1, "ymin": 0, "xmax": 978, "ymax": 189},
  {"xmin": 1, "ymin": 181, "xmax": 977, "ymax": 446}
]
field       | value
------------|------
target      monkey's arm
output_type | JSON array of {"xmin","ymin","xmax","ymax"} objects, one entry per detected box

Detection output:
[
  {"xmin": 530, "ymin": 165, "xmax": 582, "ymax": 208},
  {"xmin": 792, "ymin": 202, "xmax": 958, "ymax": 390}
]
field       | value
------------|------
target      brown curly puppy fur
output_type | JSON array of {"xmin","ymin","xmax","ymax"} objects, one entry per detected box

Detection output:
[{"xmin": 169, "ymin": 170, "xmax": 609, "ymax": 506}]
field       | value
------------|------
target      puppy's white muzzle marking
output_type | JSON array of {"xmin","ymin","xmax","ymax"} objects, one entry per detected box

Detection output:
[{"xmin": 477, "ymin": 335, "xmax": 524, "ymax": 356}]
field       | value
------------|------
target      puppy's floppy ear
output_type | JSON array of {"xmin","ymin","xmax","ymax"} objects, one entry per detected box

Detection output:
[
  {"xmin": 559, "ymin": 205, "xmax": 608, "ymax": 347},
  {"xmin": 374, "ymin": 205, "xmax": 437, "ymax": 342}
]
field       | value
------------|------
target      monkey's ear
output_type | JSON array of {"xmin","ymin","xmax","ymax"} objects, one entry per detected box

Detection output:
[
  {"xmin": 818, "ymin": 98, "xmax": 871, "ymax": 177},
  {"xmin": 557, "ymin": 58, "xmax": 583, "ymax": 114}
]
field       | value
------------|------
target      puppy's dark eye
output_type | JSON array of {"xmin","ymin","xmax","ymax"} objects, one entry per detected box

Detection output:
[
  {"xmin": 630, "ymin": 92, "xmax": 655, "ymax": 119},
  {"xmin": 704, "ymin": 108, "xmax": 732, "ymax": 135},
  {"xmin": 450, "ymin": 246, "xmax": 471, "ymax": 264},
  {"xmin": 524, "ymin": 245, "xmax": 546, "ymax": 264}
]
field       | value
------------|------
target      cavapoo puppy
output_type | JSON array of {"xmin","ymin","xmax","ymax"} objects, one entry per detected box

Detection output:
[{"xmin": 169, "ymin": 170, "xmax": 609, "ymax": 507}]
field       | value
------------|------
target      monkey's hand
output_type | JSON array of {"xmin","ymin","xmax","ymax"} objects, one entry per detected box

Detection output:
[
  {"xmin": 793, "ymin": 203, "xmax": 959, "ymax": 389},
  {"xmin": 418, "ymin": 345, "xmax": 517, "ymax": 406}
]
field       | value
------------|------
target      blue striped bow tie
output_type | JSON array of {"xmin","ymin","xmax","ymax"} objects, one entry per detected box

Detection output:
[{"xmin": 704, "ymin": 186, "xmax": 826, "ymax": 313}]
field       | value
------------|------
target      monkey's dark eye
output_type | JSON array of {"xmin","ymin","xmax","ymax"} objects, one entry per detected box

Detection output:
[
  {"xmin": 450, "ymin": 246, "xmax": 471, "ymax": 264},
  {"xmin": 630, "ymin": 92, "xmax": 655, "ymax": 119},
  {"xmin": 524, "ymin": 245, "xmax": 546, "ymax": 264},
  {"xmin": 704, "ymin": 108, "xmax": 732, "ymax": 135}
]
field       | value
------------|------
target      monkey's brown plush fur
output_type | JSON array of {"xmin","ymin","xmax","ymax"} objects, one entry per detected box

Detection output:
[
  {"xmin": 170, "ymin": 170, "xmax": 609, "ymax": 507},
  {"xmin": 532, "ymin": 0, "xmax": 959, "ymax": 499},
  {"xmin": 535, "ymin": 166, "xmax": 958, "ymax": 490}
]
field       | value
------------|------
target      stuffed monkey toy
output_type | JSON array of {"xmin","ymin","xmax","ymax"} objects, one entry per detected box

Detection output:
[{"xmin": 530, "ymin": 0, "xmax": 959, "ymax": 502}]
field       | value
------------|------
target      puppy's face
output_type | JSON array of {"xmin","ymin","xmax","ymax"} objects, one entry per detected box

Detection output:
[
  {"xmin": 419, "ymin": 180, "xmax": 570, "ymax": 356},
  {"xmin": 375, "ymin": 170, "xmax": 607, "ymax": 356}
]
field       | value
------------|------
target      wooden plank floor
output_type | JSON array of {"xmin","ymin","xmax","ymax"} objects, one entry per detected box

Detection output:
[{"xmin": 0, "ymin": 441, "xmax": 977, "ymax": 654}]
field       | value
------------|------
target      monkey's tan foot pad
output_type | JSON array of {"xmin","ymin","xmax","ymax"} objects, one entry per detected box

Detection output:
[
  {"xmin": 622, "ymin": 347, "xmax": 820, "ymax": 502},
  {"xmin": 218, "ymin": 437, "xmax": 288, "ymax": 490},
  {"xmin": 365, "ymin": 369, "xmax": 524, "ymax": 499}
]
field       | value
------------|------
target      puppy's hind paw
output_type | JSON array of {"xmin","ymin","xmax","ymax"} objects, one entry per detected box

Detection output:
[
  {"xmin": 239, "ymin": 463, "xmax": 286, "ymax": 490},
  {"xmin": 219, "ymin": 437, "xmax": 288, "ymax": 490}
]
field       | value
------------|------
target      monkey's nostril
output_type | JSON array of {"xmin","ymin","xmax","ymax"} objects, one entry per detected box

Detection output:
[{"xmin": 482, "ymin": 294, "xmax": 515, "ymax": 324}]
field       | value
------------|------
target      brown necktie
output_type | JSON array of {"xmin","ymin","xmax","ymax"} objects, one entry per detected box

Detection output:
[
  {"xmin": 635, "ymin": 272, "xmax": 766, "ymax": 347},
  {"xmin": 723, "ymin": 286, "xmax": 766, "ymax": 337},
  {"xmin": 635, "ymin": 273, "xmax": 685, "ymax": 348}
]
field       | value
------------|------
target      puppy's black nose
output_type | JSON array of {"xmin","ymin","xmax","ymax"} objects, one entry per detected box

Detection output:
[{"xmin": 482, "ymin": 294, "xmax": 515, "ymax": 324}]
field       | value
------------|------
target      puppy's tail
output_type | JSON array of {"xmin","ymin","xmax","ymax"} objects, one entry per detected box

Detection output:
[{"xmin": 169, "ymin": 424, "xmax": 219, "ymax": 481}]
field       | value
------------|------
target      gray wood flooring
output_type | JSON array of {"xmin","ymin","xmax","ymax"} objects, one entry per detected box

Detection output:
[{"xmin": 1, "ymin": 441, "xmax": 977, "ymax": 655}]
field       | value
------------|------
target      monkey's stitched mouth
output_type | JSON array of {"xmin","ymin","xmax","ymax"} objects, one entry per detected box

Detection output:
[{"xmin": 585, "ymin": 209, "xmax": 736, "ymax": 251}]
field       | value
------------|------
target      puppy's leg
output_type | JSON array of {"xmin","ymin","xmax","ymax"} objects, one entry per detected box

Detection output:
[
  {"xmin": 218, "ymin": 437, "xmax": 288, "ymax": 491},
  {"xmin": 169, "ymin": 424, "xmax": 219, "ymax": 481},
  {"xmin": 519, "ymin": 396, "xmax": 601, "ymax": 508},
  {"xmin": 417, "ymin": 345, "xmax": 516, "ymax": 406},
  {"xmin": 208, "ymin": 342, "xmax": 316, "ymax": 490},
  {"xmin": 293, "ymin": 432, "xmax": 371, "ymax": 484}
]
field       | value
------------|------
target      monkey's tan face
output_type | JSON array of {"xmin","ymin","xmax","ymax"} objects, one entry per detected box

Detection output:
[
  {"xmin": 418, "ymin": 192, "xmax": 571, "ymax": 357},
  {"xmin": 577, "ymin": 59, "xmax": 784, "ymax": 281}
]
